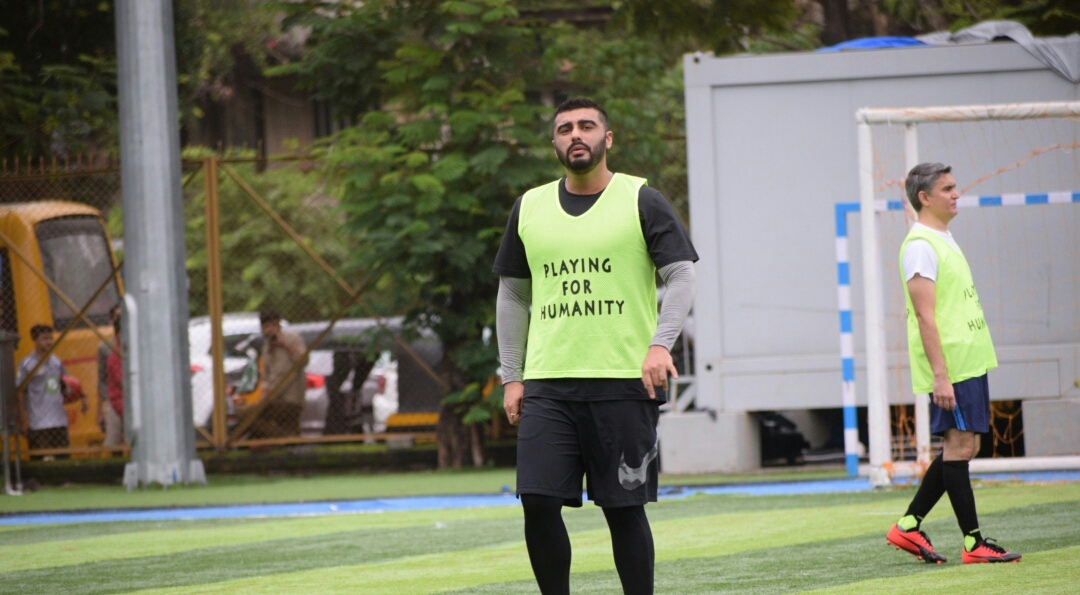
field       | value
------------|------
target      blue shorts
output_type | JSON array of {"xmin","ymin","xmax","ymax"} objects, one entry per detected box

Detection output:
[{"xmin": 930, "ymin": 374, "xmax": 991, "ymax": 436}]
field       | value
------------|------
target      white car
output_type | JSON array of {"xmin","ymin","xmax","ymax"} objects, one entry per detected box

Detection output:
[
  {"xmin": 187, "ymin": 313, "xmax": 328, "ymax": 433},
  {"xmin": 188, "ymin": 314, "xmax": 400, "ymax": 437},
  {"xmin": 303, "ymin": 347, "xmax": 398, "ymax": 436}
]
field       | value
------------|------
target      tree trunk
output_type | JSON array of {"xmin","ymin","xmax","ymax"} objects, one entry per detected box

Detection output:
[
  {"xmin": 916, "ymin": 0, "xmax": 950, "ymax": 32},
  {"xmin": 436, "ymin": 406, "xmax": 453, "ymax": 469},
  {"xmin": 436, "ymin": 402, "xmax": 476, "ymax": 469},
  {"xmin": 433, "ymin": 343, "xmax": 486, "ymax": 469},
  {"xmin": 867, "ymin": 0, "xmax": 887, "ymax": 36},
  {"xmin": 470, "ymin": 423, "xmax": 485, "ymax": 468},
  {"xmin": 819, "ymin": 0, "xmax": 851, "ymax": 46}
]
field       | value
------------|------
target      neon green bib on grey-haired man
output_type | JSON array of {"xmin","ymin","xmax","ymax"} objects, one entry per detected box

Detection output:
[{"xmin": 900, "ymin": 227, "xmax": 997, "ymax": 394}]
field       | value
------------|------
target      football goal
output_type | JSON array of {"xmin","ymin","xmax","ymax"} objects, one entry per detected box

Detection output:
[{"xmin": 842, "ymin": 101, "xmax": 1080, "ymax": 486}]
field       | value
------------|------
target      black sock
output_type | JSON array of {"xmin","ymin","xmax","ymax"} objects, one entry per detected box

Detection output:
[
  {"xmin": 942, "ymin": 460, "xmax": 982, "ymax": 547},
  {"xmin": 903, "ymin": 455, "xmax": 946, "ymax": 529},
  {"xmin": 602, "ymin": 505, "xmax": 654, "ymax": 595},
  {"xmin": 521, "ymin": 494, "xmax": 571, "ymax": 595}
]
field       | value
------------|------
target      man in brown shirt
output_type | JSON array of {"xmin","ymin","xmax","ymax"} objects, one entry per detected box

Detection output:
[{"xmin": 249, "ymin": 309, "xmax": 309, "ymax": 438}]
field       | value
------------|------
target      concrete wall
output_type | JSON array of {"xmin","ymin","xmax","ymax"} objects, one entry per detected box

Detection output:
[
  {"xmin": 1023, "ymin": 399, "xmax": 1080, "ymax": 456},
  {"xmin": 672, "ymin": 40, "xmax": 1080, "ymax": 471}
]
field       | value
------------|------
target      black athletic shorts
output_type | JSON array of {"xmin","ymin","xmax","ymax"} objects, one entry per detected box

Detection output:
[{"xmin": 516, "ymin": 396, "xmax": 659, "ymax": 508}]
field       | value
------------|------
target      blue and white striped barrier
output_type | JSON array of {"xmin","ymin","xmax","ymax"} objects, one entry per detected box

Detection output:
[{"xmin": 834, "ymin": 191, "xmax": 1080, "ymax": 476}]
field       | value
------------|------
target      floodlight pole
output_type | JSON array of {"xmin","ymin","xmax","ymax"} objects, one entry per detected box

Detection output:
[{"xmin": 116, "ymin": 0, "xmax": 205, "ymax": 489}]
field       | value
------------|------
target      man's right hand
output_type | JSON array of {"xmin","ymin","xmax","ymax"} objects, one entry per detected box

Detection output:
[
  {"xmin": 933, "ymin": 376, "xmax": 955, "ymax": 410},
  {"xmin": 503, "ymin": 381, "xmax": 523, "ymax": 426}
]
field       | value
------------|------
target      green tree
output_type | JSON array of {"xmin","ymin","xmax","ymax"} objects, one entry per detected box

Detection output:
[
  {"xmin": 265, "ymin": 0, "xmax": 405, "ymax": 121},
  {"xmin": 612, "ymin": 0, "xmax": 801, "ymax": 53},
  {"xmin": 935, "ymin": 0, "xmax": 1080, "ymax": 34},
  {"xmin": 105, "ymin": 152, "xmax": 407, "ymax": 325},
  {"xmin": 288, "ymin": 0, "xmax": 556, "ymax": 467},
  {"xmin": 0, "ymin": 2, "xmax": 117, "ymax": 158},
  {"xmin": 173, "ymin": 0, "xmax": 285, "ymax": 129},
  {"xmin": 0, "ymin": 1, "xmax": 284, "ymax": 160},
  {"xmin": 181, "ymin": 154, "xmax": 356, "ymax": 322}
]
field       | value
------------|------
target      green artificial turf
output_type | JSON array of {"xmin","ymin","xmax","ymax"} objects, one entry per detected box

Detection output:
[
  {"xmin": 1, "ymin": 480, "xmax": 1077, "ymax": 595},
  {"xmin": 0, "ymin": 469, "xmax": 519, "ymax": 514}
]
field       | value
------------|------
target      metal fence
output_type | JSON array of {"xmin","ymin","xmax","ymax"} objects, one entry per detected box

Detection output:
[
  {"xmin": 186, "ymin": 155, "xmax": 447, "ymax": 452},
  {"xmin": 0, "ymin": 154, "xmax": 125, "ymax": 463},
  {"xmin": 0, "ymin": 153, "xmax": 448, "ymax": 463},
  {"xmin": 0, "ymin": 147, "xmax": 693, "ymax": 467}
]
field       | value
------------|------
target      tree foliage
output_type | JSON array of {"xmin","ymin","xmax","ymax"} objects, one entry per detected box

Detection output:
[
  {"xmin": 935, "ymin": 0, "xmax": 1080, "ymax": 35},
  {"xmin": 0, "ymin": 3, "xmax": 117, "ymax": 158},
  {"xmin": 173, "ymin": 0, "xmax": 285, "ymax": 125},
  {"xmin": 279, "ymin": 0, "xmax": 557, "ymax": 466},
  {"xmin": 180, "ymin": 154, "xmax": 355, "ymax": 322},
  {"xmin": 0, "ymin": 0, "xmax": 283, "ymax": 160},
  {"xmin": 3, "ymin": 0, "xmax": 1076, "ymax": 163},
  {"xmin": 613, "ymin": 0, "xmax": 801, "ymax": 54},
  {"xmin": 264, "ymin": 1, "xmax": 406, "ymax": 121}
]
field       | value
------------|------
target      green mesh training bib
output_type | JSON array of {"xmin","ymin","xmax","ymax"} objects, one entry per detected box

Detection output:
[
  {"xmin": 900, "ymin": 227, "xmax": 997, "ymax": 393},
  {"xmin": 519, "ymin": 173, "xmax": 656, "ymax": 379}
]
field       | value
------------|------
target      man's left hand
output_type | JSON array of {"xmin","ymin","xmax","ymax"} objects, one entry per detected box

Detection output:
[{"xmin": 641, "ymin": 345, "xmax": 677, "ymax": 400}]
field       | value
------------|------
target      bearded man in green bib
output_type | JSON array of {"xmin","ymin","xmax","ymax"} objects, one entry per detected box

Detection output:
[
  {"xmin": 885, "ymin": 163, "xmax": 1021, "ymax": 565},
  {"xmin": 494, "ymin": 98, "xmax": 698, "ymax": 595}
]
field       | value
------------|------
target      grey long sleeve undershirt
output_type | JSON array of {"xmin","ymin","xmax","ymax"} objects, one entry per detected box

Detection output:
[{"xmin": 496, "ymin": 260, "xmax": 696, "ymax": 383}]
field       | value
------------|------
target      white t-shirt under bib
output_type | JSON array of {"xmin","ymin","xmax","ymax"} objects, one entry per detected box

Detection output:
[{"xmin": 901, "ymin": 222, "xmax": 962, "ymax": 283}]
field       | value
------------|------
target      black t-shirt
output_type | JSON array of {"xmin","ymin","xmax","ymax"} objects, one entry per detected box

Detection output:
[{"xmin": 493, "ymin": 178, "xmax": 698, "ymax": 401}]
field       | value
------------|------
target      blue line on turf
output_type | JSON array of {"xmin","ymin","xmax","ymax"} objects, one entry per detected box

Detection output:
[{"xmin": 2, "ymin": 470, "xmax": 1078, "ymax": 526}]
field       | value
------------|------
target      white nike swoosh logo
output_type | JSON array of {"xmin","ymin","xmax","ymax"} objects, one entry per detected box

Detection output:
[{"xmin": 618, "ymin": 439, "xmax": 659, "ymax": 490}]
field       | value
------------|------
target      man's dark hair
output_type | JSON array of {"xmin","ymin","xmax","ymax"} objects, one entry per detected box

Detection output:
[
  {"xmin": 259, "ymin": 309, "xmax": 282, "ymax": 325},
  {"xmin": 30, "ymin": 324, "xmax": 54, "ymax": 340},
  {"xmin": 905, "ymin": 162, "xmax": 952, "ymax": 212},
  {"xmin": 553, "ymin": 97, "xmax": 608, "ymax": 130}
]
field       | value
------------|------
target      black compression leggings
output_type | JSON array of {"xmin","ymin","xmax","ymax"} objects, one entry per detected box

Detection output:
[
  {"xmin": 522, "ymin": 494, "xmax": 571, "ymax": 595},
  {"xmin": 603, "ymin": 504, "xmax": 654, "ymax": 595},
  {"xmin": 521, "ymin": 494, "xmax": 654, "ymax": 595}
]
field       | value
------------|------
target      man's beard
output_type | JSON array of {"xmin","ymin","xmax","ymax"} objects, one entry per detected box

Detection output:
[{"xmin": 557, "ymin": 138, "xmax": 606, "ymax": 173}]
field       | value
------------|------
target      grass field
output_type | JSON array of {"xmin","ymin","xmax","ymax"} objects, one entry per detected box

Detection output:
[{"xmin": 1, "ymin": 471, "xmax": 1078, "ymax": 594}]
